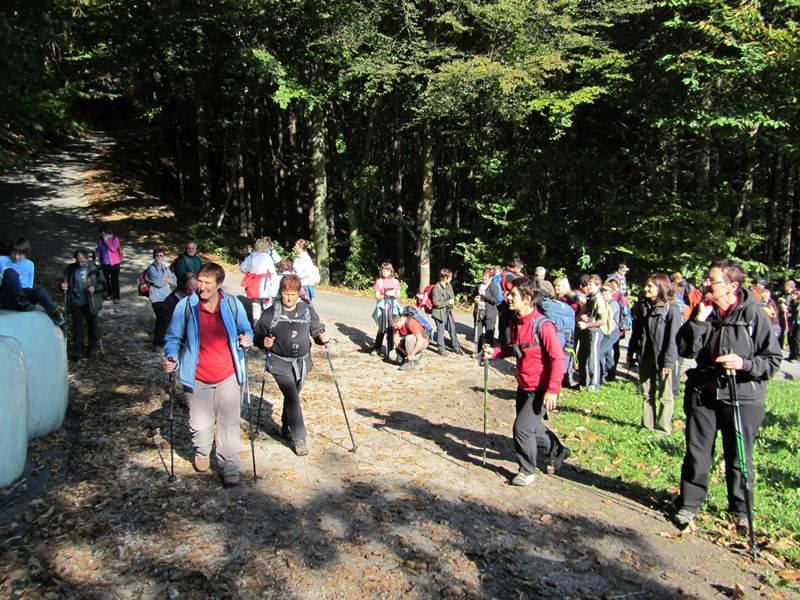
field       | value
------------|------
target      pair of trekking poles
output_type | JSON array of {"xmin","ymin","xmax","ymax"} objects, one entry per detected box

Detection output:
[{"xmin": 164, "ymin": 340, "xmax": 357, "ymax": 483}]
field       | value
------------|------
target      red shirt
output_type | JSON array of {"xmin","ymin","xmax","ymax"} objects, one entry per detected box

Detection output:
[
  {"xmin": 397, "ymin": 317, "xmax": 424, "ymax": 338},
  {"xmin": 195, "ymin": 293, "xmax": 235, "ymax": 384},
  {"xmin": 491, "ymin": 308, "xmax": 566, "ymax": 394}
]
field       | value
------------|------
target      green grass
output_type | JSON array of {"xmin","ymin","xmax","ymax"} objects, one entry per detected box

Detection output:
[{"xmin": 554, "ymin": 378, "xmax": 800, "ymax": 567}]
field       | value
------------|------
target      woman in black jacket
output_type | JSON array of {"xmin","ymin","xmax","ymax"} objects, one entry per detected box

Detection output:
[
  {"xmin": 628, "ymin": 273, "xmax": 682, "ymax": 434},
  {"xmin": 253, "ymin": 274, "xmax": 328, "ymax": 456},
  {"xmin": 672, "ymin": 260, "xmax": 782, "ymax": 532}
]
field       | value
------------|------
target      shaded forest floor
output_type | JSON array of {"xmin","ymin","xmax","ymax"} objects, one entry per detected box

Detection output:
[{"xmin": 0, "ymin": 132, "xmax": 796, "ymax": 599}]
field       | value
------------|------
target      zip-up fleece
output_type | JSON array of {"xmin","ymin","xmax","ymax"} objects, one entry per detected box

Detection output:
[
  {"xmin": 677, "ymin": 287, "xmax": 782, "ymax": 403},
  {"xmin": 491, "ymin": 309, "xmax": 566, "ymax": 394},
  {"xmin": 164, "ymin": 291, "xmax": 253, "ymax": 389},
  {"xmin": 629, "ymin": 301, "xmax": 682, "ymax": 369}
]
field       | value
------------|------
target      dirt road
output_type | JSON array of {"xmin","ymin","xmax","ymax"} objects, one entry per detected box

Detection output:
[{"xmin": 0, "ymin": 135, "xmax": 791, "ymax": 599}]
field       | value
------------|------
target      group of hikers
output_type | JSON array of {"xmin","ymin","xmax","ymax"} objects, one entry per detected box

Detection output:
[{"xmin": 0, "ymin": 233, "xmax": 792, "ymax": 540}]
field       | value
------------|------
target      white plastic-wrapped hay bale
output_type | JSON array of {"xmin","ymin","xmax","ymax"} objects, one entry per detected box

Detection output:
[
  {"xmin": 0, "ymin": 309, "xmax": 68, "ymax": 439},
  {"xmin": 0, "ymin": 335, "xmax": 28, "ymax": 487}
]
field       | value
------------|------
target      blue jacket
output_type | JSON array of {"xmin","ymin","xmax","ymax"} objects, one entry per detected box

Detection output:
[{"xmin": 164, "ymin": 291, "xmax": 253, "ymax": 389}]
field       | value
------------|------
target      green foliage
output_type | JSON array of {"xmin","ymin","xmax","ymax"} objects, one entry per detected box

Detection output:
[{"xmin": 556, "ymin": 379, "xmax": 800, "ymax": 567}]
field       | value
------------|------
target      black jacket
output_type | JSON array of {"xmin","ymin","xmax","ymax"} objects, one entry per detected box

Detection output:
[
  {"xmin": 629, "ymin": 301, "xmax": 682, "ymax": 369},
  {"xmin": 678, "ymin": 288, "xmax": 782, "ymax": 403},
  {"xmin": 472, "ymin": 281, "xmax": 500, "ymax": 321},
  {"xmin": 253, "ymin": 301, "xmax": 325, "ymax": 377}
]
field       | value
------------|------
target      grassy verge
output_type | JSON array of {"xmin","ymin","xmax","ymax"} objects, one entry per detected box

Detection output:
[{"xmin": 554, "ymin": 379, "xmax": 800, "ymax": 571}]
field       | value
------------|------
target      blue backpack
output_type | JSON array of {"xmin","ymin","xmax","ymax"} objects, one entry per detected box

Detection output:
[
  {"xmin": 539, "ymin": 298, "xmax": 576, "ymax": 349},
  {"xmin": 402, "ymin": 305, "xmax": 433, "ymax": 334}
]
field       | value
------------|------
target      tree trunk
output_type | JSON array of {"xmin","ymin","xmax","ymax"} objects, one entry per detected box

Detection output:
[
  {"xmin": 416, "ymin": 132, "xmax": 434, "ymax": 292},
  {"xmin": 196, "ymin": 97, "xmax": 211, "ymax": 212},
  {"xmin": 309, "ymin": 106, "xmax": 330, "ymax": 284},
  {"xmin": 392, "ymin": 134, "xmax": 405, "ymax": 278}
]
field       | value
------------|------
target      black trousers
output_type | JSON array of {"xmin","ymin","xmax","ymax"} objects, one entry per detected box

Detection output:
[
  {"xmin": 513, "ymin": 388, "xmax": 559, "ymax": 475},
  {"xmin": 273, "ymin": 372, "xmax": 307, "ymax": 442},
  {"xmin": 678, "ymin": 386, "xmax": 765, "ymax": 518},
  {"xmin": 101, "ymin": 263, "xmax": 121, "ymax": 300},
  {"xmin": 497, "ymin": 303, "xmax": 511, "ymax": 346},
  {"xmin": 151, "ymin": 301, "xmax": 170, "ymax": 347},
  {"xmin": 69, "ymin": 303, "xmax": 100, "ymax": 354},
  {"xmin": 789, "ymin": 324, "xmax": 800, "ymax": 360}
]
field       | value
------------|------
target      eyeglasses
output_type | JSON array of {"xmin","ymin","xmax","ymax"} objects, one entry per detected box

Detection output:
[{"xmin": 703, "ymin": 276, "xmax": 727, "ymax": 285}]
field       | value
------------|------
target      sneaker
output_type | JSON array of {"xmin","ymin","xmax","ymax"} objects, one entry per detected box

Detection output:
[
  {"xmin": 222, "ymin": 473, "xmax": 240, "ymax": 488},
  {"xmin": 105, "ymin": 295, "xmax": 113, "ymax": 301},
  {"xmin": 673, "ymin": 508, "xmax": 696, "ymax": 531},
  {"xmin": 293, "ymin": 440, "xmax": 309, "ymax": 456},
  {"xmin": 511, "ymin": 471, "xmax": 536, "ymax": 487},
  {"xmin": 734, "ymin": 515, "xmax": 750, "ymax": 536},
  {"xmin": 388, "ymin": 349, "xmax": 399, "ymax": 362},
  {"xmin": 398, "ymin": 361, "xmax": 417, "ymax": 371},
  {"xmin": 545, "ymin": 444, "xmax": 571, "ymax": 475},
  {"xmin": 193, "ymin": 455, "xmax": 210, "ymax": 473}
]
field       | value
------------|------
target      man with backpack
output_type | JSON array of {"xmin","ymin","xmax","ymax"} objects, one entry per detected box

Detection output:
[
  {"xmin": 390, "ymin": 309, "xmax": 431, "ymax": 371},
  {"xmin": 472, "ymin": 268, "xmax": 500, "ymax": 349},
  {"xmin": 431, "ymin": 268, "xmax": 463, "ymax": 355},
  {"xmin": 538, "ymin": 280, "xmax": 578, "ymax": 387},
  {"xmin": 483, "ymin": 276, "xmax": 570, "ymax": 486}
]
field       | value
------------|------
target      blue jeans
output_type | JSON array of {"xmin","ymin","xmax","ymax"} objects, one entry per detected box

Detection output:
[
  {"xmin": 434, "ymin": 310, "xmax": 460, "ymax": 353},
  {"xmin": 599, "ymin": 329, "xmax": 621, "ymax": 381}
]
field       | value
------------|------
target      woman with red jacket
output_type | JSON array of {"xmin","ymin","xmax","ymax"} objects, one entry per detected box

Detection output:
[{"xmin": 483, "ymin": 276, "xmax": 571, "ymax": 486}]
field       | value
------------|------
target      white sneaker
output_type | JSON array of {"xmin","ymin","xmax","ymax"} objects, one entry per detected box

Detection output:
[
  {"xmin": 388, "ymin": 349, "xmax": 398, "ymax": 362},
  {"xmin": 511, "ymin": 471, "xmax": 536, "ymax": 486}
]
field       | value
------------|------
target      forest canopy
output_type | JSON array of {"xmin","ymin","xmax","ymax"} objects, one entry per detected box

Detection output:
[{"xmin": 2, "ymin": 0, "xmax": 799, "ymax": 293}]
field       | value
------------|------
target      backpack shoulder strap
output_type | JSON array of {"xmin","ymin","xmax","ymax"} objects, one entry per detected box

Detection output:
[
  {"xmin": 270, "ymin": 300, "xmax": 283, "ymax": 332},
  {"xmin": 516, "ymin": 315, "xmax": 548, "ymax": 350},
  {"xmin": 224, "ymin": 293, "xmax": 239, "ymax": 323}
]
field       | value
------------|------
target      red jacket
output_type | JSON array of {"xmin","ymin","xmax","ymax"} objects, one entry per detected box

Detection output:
[{"xmin": 491, "ymin": 308, "xmax": 566, "ymax": 394}]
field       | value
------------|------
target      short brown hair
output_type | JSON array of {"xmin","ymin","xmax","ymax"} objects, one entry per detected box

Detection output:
[
  {"xmin": 152, "ymin": 247, "xmax": 167, "ymax": 259},
  {"xmin": 11, "ymin": 237, "xmax": 32, "ymax": 256},
  {"xmin": 279, "ymin": 273, "xmax": 302, "ymax": 292},
  {"xmin": 380, "ymin": 262, "xmax": 395, "ymax": 277},
  {"xmin": 438, "ymin": 268, "xmax": 452, "ymax": 280},
  {"xmin": 198, "ymin": 262, "xmax": 226, "ymax": 284}
]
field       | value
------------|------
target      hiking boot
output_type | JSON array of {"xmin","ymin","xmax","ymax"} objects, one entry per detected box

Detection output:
[
  {"xmin": 734, "ymin": 515, "xmax": 750, "ymax": 537},
  {"xmin": 398, "ymin": 361, "xmax": 417, "ymax": 371},
  {"xmin": 193, "ymin": 454, "xmax": 210, "ymax": 473},
  {"xmin": 49, "ymin": 310, "xmax": 66, "ymax": 329},
  {"xmin": 545, "ymin": 444, "xmax": 571, "ymax": 475},
  {"xmin": 293, "ymin": 440, "xmax": 309, "ymax": 456},
  {"xmin": 673, "ymin": 508, "xmax": 696, "ymax": 531},
  {"xmin": 222, "ymin": 473, "xmax": 240, "ymax": 488},
  {"xmin": 511, "ymin": 471, "xmax": 536, "ymax": 487}
]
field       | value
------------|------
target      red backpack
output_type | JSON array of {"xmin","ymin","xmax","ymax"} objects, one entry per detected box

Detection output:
[
  {"xmin": 137, "ymin": 270, "xmax": 150, "ymax": 296},
  {"xmin": 415, "ymin": 284, "xmax": 435, "ymax": 313}
]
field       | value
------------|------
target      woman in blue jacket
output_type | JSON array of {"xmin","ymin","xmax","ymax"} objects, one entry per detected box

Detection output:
[{"xmin": 164, "ymin": 263, "xmax": 252, "ymax": 488}]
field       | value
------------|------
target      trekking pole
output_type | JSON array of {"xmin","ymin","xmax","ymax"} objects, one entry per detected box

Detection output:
[
  {"xmin": 323, "ymin": 342, "xmax": 357, "ymax": 453},
  {"xmin": 242, "ymin": 348, "xmax": 259, "ymax": 481},
  {"xmin": 481, "ymin": 344, "xmax": 490, "ymax": 465},
  {"xmin": 723, "ymin": 347, "xmax": 758, "ymax": 560},
  {"xmin": 168, "ymin": 372, "xmax": 177, "ymax": 482}
]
